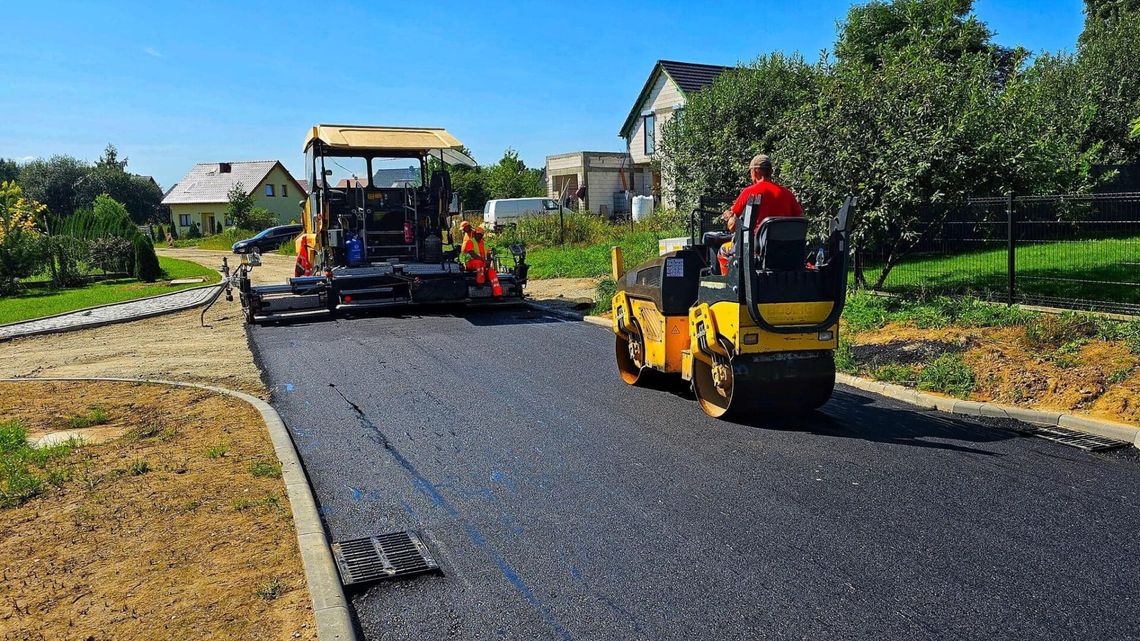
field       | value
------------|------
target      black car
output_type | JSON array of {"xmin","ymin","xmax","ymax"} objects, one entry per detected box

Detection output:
[{"xmin": 231, "ymin": 224, "xmax": 303, "ymax": 254}]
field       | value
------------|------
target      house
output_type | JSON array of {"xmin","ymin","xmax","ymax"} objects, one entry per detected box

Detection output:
[
  {"xmin": 618, "ymin": 60, "xmax": 732, "ymax": 208},
  {"xmin": 162, "ymin": 160, "xmax": 305, "ymax": 235},
  {"xmin": 545, "ymin": 152, "xmax": 636, "ymax": 217}
]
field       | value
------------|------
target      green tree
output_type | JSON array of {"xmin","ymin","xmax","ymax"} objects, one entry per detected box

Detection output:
[
  {"xmin": 658, "ymin": 53, "xmax": 820, "ymax": 208},
  {"xmin": 18, "ymin": 155, "xmax": 89, "ymax": 217},
  {"xmin": 485, "ymin": 149, "xmax": 544, "ymax": 200},
  {"xmin": 75, "ymin": 145, "xmax": 165, "ymax": 224},
  {"xmin": 224, "ymin": 182, "xmax": 265, "ymax": 230},
  {"xmin": 780, "ymin": 40, "xmax": 1094, "ymax": 287},
  {"xmin": 0, "ymin": 181, "xmax": 46, "ymax": 294},
  {"xmin": 0, "ymin": 159, "xmax": 20, "ymax": 185},
  {"xmin": 1076, "ymin": 1, "xmax": 1140, "ymax": 163}
]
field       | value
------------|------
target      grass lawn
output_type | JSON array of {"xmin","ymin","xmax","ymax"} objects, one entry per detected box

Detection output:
[
  {"xmin": 171, "ymin": 228, "xmax": 257, "ymax": 252},
  {"xmin": 0, "ymin": 256, "xmax": 220, "ymax": 325},
  {"xmin": 863, "ymin": 236, "xmax": 1140, "ymax": 306}
]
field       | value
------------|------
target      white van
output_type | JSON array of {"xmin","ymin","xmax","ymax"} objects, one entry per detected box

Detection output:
[{"xmin": 482, "ymin": 197, "xmax": 562, "ymax": 228}]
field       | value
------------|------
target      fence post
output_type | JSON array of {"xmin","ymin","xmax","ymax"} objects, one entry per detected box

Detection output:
[
  {"xmin": 559, "ymin": 202, "xmax": 565, "ymax": 245},
  {"xmin": 1006, "ymin": 191, "xmax": 1015, "ymax": 304}
]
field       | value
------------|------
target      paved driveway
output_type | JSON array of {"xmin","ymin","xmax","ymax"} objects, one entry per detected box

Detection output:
[{"xmin": 249, "ymin": 308, "xmax": 1140, "ymax": 641}]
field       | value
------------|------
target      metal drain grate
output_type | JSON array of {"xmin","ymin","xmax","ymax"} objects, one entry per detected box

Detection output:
[
  {"xmin": 1025, "ymin": 426, "xmax": 1130, "ymax": 452},
  {"xmin": 331, "ymin": 531, "xmax": 440, "ymax": 586}
]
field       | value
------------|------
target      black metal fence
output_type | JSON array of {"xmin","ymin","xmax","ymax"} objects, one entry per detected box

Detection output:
[{"xmin": 862, "ymin": 192, "xmax": 1140, "ymax": 315}]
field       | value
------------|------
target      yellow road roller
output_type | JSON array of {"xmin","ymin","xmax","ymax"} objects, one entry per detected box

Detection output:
[{"xmin": 611, "ymin": 196, "xmax": 855, "ymax": 418}]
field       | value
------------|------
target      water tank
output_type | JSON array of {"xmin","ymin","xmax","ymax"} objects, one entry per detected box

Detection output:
[
  {"xmin": 632, "ymin": 195, "xmax": 654, "ymax": 222},
  {"xmin": 345, "ymin": 234, "xmax": 364, "ymax": 267},
  {"xmin": 423, "ymin": 234, "xmax": 443, "ymax": 263}
]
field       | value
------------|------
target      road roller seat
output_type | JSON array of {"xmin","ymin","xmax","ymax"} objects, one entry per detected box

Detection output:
[
  {"xmin": 701, "ymin": 231, "xmax": 733, "ymax": 274},
  {"xmin": 755, "ymin": 217, "xmax": 809, "ymax": 271}
]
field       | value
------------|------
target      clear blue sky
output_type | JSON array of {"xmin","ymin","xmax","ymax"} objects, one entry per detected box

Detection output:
[{"xmin": 0, "ymin": 0, "xmax": 1085, "ymax": 189}]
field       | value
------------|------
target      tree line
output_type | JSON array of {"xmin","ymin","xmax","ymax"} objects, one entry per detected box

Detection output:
[
  {"xmin": 1, "ymin": 144, "xmax": 165, "ymax": 224},
  {"xmin": 659, "ymin": 0, "xmax": 1140, "ymax": 286}
]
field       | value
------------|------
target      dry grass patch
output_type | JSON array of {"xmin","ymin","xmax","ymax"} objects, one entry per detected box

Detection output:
[{"xmin": 0, "ymin": 380, "xmax": 316, "ymax": 640}]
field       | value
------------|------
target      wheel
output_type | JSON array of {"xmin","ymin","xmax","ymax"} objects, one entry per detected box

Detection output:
[
  {"xmin": 615, "ymin": 332, "xmax": 647, "ymax": 386},
  {"xmin": 692, "ymin": 356, "xmax": 735, "ymax": 418},
  {"xmin": 691, "ymin": 352, "xmax": 837, "ymax": 419}
]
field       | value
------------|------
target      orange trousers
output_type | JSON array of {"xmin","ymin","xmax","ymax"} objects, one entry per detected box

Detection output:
[{"xmin": 466, "ymin": 258, "xmax": 503, "ymax": 297}]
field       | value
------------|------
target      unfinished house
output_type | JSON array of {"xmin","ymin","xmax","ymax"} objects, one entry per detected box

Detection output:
[
  {"xmin": 545, "ymin": 151, "xmax": 636, "ymax": 219},
  {"xmin": 618, "ymin": 60, "xmax": 731, "ymax": 208}
]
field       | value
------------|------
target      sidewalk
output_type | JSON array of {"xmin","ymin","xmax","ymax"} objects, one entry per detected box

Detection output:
[{"xmin": 0, "ymin": 285, "xmax": 221, "ymax": 342}]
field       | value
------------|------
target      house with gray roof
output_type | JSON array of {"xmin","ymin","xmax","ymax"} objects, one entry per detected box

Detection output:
[
  {"xmin": 545, "ymin": 60, "xmax": 732, "ymax": 215},
  {"xmin": 618, "ymin": 60, "xmax": 732, "ymax": 208},
  {"xmin": 162, "ymin": 160, "xmax": 305, "ymax": 235}
]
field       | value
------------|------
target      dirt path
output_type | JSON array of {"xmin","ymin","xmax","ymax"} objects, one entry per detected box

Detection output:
[
  {"xmin": 0, "ymin": 380, "xmax": 316, "ymax": 640},
  {"xmin": 158, "ymin": 247, "xmax": 296, "ymax": 286},
  {"xmin": 0, "ymin": 297, "xmax": 265, "ymax": 397}
]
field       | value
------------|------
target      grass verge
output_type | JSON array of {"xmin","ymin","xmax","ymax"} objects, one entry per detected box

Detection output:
[
  {"xmin": 0, "ymin": 380, "xmax": 315, "ymax": 639},
  {"xmin": 0, "ymin": 256, "xmax": 220, "ymax": 325}
]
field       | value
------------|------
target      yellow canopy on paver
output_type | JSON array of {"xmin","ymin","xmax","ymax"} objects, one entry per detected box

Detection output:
[{"xmin": 303, "ymin": 124, "xmax": 475, "ymax": 165}]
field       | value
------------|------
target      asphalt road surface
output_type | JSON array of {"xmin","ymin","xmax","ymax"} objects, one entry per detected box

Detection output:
[{"xmin": 249, "ymin": 307, "xmax": 1140, "ymax": 641}]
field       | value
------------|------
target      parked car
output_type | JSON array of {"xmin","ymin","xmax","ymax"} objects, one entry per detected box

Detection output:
[
  {"xmin": 231, "ymin": 224, "xmax": 303, "ymax": 254},
  {"xmin": 482, "ymin": 197, "xmax": 562, "ymax": 229}
]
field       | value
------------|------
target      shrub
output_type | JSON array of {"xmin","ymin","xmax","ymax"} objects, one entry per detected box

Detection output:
[
  {"xmin": 132, "ymin": 236, "xmax": 161, "ymax": 281},
  {"xmin": 592, "ymin": 276, "xmax": 616, "ymax": 314},
  {"xmin": 0, "ymin": 181, "xmax": 47, "ymax": 294},
  {"xmin": 187, "ymin": 223, "xmax": 202, "ymax": 239},
  {"xmin": 277, "ymin": 239, "xmax": 297, "ymax": 256},
  {"xmin": 47, "ymin": 235, "xmax": 89, "ymax": 288},
  {"xmin": 87, "ymin": 236, "xmax": 133, "ymax": 274},
  {"xmin": 244, "ymin": 207, "xmax": 276, "ymax": 231}
]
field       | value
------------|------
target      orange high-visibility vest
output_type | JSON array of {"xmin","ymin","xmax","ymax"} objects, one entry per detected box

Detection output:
[{"xmin": 462, "ymin": 237, "xmax": 487, "ymax": 263}]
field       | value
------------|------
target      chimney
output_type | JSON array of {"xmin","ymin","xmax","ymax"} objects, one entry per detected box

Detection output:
[{"xmin": 219, "ymin": 162, "xmax": 232, "ymax": 173}]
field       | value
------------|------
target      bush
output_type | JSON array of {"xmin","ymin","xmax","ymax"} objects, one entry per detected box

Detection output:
[
  {"xmin": 592, "ymin": 276, "xmax": 616, "ymax": 314},
  {"xmin": 277, "ymin": 239, "xmax": 297, "ymax": 256},
  {"xmin": 0, "ymin": 181, "xmax": 47, "ymax": 294},
  {"xmin": 187, "ymin": 223, "xmax": 202, "ymax": 239},
  {"xmin": 132, "ymin": 236, "xmax": 161, "ymax": 281},
  {"xmin": 245, "ymin": 207, "xmax": 276, "ymax": 231},
  {"xmin": 87, "ymin": 236, "xmax": 133, "ymax": 274},
  {"xmin": 47, "ymin": 235, "xmax": 89, "ymax": 288}
]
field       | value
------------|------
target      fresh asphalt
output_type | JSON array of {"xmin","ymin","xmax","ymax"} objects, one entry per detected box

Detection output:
[{"xmin": 248, "ymin": 307, "xmax": 1140, "ymax": 641}]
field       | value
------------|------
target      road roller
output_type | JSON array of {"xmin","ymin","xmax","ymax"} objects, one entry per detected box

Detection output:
[{"xmin": 611, "ymin": 195, "xmax": 855, "ymax": 418}]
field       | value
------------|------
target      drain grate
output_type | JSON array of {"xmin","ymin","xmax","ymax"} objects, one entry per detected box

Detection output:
[
  {"xmin": 1024, "ymin": 425, "xmax": 1130, "ymax": 452},
  {"xmin": 331, "ymin": 531, "xmax": 440, "ymax": 586}
]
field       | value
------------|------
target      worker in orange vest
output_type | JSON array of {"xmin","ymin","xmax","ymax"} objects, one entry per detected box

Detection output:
[
  {"xmin": 461, "ymin": 226, "xmax": 503, "ymax": 297},
  {"xmin": 294, "ymin": 235, "xmax": 313, "ymax": 277}
]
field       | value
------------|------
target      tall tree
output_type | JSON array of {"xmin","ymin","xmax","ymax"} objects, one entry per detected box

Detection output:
[
  {"xmin": 18, "ymin": 155, "xmax": 89, "ymax": 217},
  {"xmin": 1077, "ymin": 0, "xmax": 1140, "ymax": 163},
  {"xmin": 0, "ymin": 158, "xmax": 20, "ymax": 185},
  {"xmin": 485, "ymin": 149, "xmax": 544, "ymax": 200},
  {"xmin": 658, "ymin": 53, "xmax": 819, "ymax": 209}
]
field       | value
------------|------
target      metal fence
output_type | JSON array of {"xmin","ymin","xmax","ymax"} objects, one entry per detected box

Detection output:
[{"xmin": 863, "ymin": 192, "xmax": 1140, "ymax": 315}]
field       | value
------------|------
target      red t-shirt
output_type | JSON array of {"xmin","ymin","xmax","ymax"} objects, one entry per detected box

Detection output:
[{"xmin": 729, "ymin": 179, "xmax": 803, "ymax": 225}]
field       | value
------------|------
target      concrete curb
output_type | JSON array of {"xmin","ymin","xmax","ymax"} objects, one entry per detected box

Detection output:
[
  {"xmin": 836, "ymin": 373, "xmax": 1140, "ymax": 449},
  {"xmin": 0, "ymin": 280, "xmax": 223, "ymax": 342},
  {"xmin": 525, "ymin": 301, "xmax": 610, "ymax": 328},
  {"xmin": 0, "ymin": 376, "xmax": 357, "ymax": 641}
]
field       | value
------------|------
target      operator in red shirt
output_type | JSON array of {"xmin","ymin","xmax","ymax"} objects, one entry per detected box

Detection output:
[
  {"xmin": 714, "ymin": 154, "xmax": 803, "ymax": 273},
  {"xmin": 721, "ymin": 154, "xmax": 802, "ymax": 228}
]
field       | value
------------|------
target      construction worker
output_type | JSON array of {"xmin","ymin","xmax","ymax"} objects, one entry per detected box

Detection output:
[
  {"xmin": 713, "ymin": 155, "xmax": 803, "ymax": 274},
  {"xmin": 458, "ymin": 220, "xmax": 474, "ymax": 249},
  {"xmin": 461, "ymin": 225, "xmax": 503, "ymax": 297},
  {"xmin": 721, "ymin": 153, "xmax": 802, "ymax": 230}
]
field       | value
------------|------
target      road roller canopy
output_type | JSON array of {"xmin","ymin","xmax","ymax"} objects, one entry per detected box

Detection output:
[{"xmin": 303, "ymin": 124, "xmax": 476, "ymax": 166}]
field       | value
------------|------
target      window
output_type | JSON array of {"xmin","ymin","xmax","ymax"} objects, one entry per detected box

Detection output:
[
  {"xmin": 178, "ymin": 214, "xmax": 191, "ymax": 226},
  {"xmin": 643, "ymin": 113, "xmax": 656, "ymax": 155},
  {"xmin": 282, "ymin": 184, "xmax": 288, "ymax": 198},
  {"xmin": 265, "ymin": 184, "xmax": 275, "ymax": 197}
]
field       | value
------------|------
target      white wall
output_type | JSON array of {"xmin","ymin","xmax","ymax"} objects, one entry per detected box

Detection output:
[{"xmin": 627, "ymin": 71, "xmax": 686, "ymax": 165}]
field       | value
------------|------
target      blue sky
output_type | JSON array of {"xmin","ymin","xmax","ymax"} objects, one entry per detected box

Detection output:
[{"xmin": 0, "ymin": 0, "xmax": 1085, "ymax": 188}]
